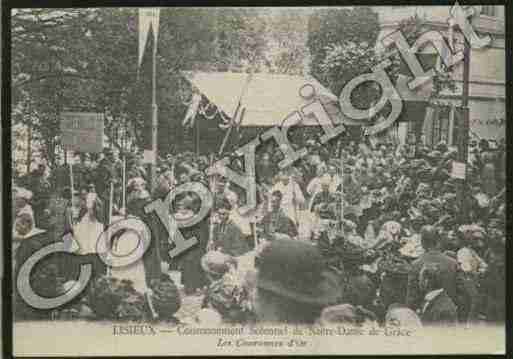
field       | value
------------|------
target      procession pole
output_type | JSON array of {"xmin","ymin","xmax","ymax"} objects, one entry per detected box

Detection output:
[
  {"xmin": 106, "ymin": 181, "xmax": 114, "ymax": 277},
  {"xmin": 458, "ymin": 35, "xmax": 471, "ymax": 223},
  {"xmin": 122, "ymin": 116, "xmax": 127, "ymax": 217},
  {"xmin": 122, "ymin": 154, "xmax": 126, "ymax": 214},
  {"xmin": 69, "ymin": 150, "xmax": 75, "ymax": 222},
  {"xmin": 150, "ymin": 27, "xmax": 158, "ymax": 191}
]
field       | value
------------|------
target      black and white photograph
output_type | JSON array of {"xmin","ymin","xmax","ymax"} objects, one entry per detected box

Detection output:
[{"xmin": 5, "ymin": 4, "xmax": 508, "ymax": 356}]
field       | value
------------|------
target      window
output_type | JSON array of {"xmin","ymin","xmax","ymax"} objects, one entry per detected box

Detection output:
[{"xmin": 481, "ymin": 6, "xmax": 496, "ymax": 17}]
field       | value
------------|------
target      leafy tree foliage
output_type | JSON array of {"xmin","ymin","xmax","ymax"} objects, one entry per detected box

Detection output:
[
  {"xmin": 308, "ymin": 10, "xmax": 455, "ymax": 121},
  {"xmin": 11, "ymin": 8, "xmax": 269, "ymax": 170},
  {"xmin": 307, "ymin": 7, "xmax": 380, "ymax": 84}
]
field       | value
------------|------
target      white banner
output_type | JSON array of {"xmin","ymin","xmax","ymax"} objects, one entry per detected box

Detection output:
[{"xmin": 138, "ymin": 8, "xmax": 160, "ymax": 67}]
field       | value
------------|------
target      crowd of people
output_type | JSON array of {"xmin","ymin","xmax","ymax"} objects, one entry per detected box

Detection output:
[{"xmin": 12, "ymin": 134, "xmax": 505, "ymax": 328}]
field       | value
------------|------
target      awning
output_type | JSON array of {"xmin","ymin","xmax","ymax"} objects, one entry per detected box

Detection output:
[{"xmin": 182, "ymin": 71, "xmax": 341, "ymax": 127}]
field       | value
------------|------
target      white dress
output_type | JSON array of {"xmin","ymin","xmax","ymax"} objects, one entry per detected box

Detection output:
[
  {"xmin": 74, "ymin": 216, "xmax": 104, "ymax": 255},
  {"xmin": 271, "ymin": 181, "xmax": 305, "ymax": 223}
]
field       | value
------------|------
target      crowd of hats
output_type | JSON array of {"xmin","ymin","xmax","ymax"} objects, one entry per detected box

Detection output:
[{"xmin": 12, "ymin": 135, "xmax": 505, "ymax": 324}]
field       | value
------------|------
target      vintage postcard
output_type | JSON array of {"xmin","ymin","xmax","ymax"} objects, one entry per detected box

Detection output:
[{"xmin": 7, "ymin": 4, "xmax": 507, "ymax": 356}]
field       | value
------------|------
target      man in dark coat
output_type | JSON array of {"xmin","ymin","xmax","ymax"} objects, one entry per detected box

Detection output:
[
  {"xmin": 94, "ymin": 148, "xmax": 118, "ymax": 224},
  {"xmin": 73, "ymin": 153, "xmax": 92, "ymax": 192},
  {"xmin": 255, "ymin": 152, "xmax": 277, "ymax": 186},
  {"xmin": 259, "ymin": 191, "xmax": 298, "ymax": 240},
  {"xmin": 212, "ymin": 199, "xmax": 250, "ymax": 257},
  {"xmin": 406, "ymin": 225, "xmax": 464, "ymax": 311},
  {"xmin": 418, "ymin": 263, "xmax": 458, "ymax": 327}
]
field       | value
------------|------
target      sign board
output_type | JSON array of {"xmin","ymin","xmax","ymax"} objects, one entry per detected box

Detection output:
[
  {"xmin": 60, "ymin": 112, "xmax": 104, "ymax": 153},
  {"xmin": 451, "ymin": 161, "xmax": 466, "ymax": 180}
]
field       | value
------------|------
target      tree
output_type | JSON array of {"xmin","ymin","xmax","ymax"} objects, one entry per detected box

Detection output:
[
  {"xmin": 260, "ymin": 8, "xmax": 310, "ymax": 75},
  {"xmin": 11, "ymin": 8, "xmax": 270, "ymax": 170},
  {"xmin": 307, "ymin": 10, "xmax": 455, "ymax": 136},
  {"xmin": 307, "ymin": 7, "xmax": 380, "ymax": 83}
]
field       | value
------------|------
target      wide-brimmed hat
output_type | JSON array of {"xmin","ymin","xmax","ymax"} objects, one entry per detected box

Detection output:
[
  {"xmin": 256, "ymin": 239, "xmax": 340, "ymax": 306},
  {"xmin": 201, "ymin": 251, "xmax": 237, "ymax": 278}
]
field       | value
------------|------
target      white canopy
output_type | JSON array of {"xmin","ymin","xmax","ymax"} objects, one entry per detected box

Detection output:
[{"xmin": 182, "ymin": 71, "xmax": 341, "ymax": 127}]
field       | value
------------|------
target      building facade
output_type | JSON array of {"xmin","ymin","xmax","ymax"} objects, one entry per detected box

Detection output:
[{"xmin": 373, "ymin": 5, "xmax": 505, "ymax": 145}]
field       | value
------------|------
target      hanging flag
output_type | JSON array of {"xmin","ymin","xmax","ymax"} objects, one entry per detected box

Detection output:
[
  {"xmin": 182, "ymin": 92, "xmax": 202, "ymax": 128},
  {"xmin": 138, "ymin": 8, "xmax": 160, "ymax": 68}
]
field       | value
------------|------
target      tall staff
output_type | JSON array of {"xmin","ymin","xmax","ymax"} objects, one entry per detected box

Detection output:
[
  {"xmin": 122, "ymin": 155, "xmax": 126, "ymax": 214},
  {"xmin": 150, "ymin": 30, "xmax": 158, "ymax": 190},
  {"xmin": 138, "ymin": 9, "xmax": 160, "ymax": 190},
  {"xmin": 69, "ymin": 151, "xmax": 75, "ymax": 219}
]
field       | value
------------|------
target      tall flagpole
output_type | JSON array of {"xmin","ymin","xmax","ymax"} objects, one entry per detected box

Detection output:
[{"xmin": 150, "ymin": 26, "xmax": 158, "ymax": 191}]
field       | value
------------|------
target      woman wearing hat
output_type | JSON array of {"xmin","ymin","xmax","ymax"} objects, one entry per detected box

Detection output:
[
  {"xmin": 14, "ymin": 188, "xmax": 35, "ymax": 226},
  {"xmin": 13, "ymin": 213, "xmax": 61, "ymax": 320}
]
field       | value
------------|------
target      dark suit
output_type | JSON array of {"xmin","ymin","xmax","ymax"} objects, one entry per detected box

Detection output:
[
  {"xmin": 94, "ymin": 159, "xmax": 118, "ymax": 223},
  {"xmin": 213, "ymin": 220, "xmax": 250, "ymax": 257},
  {"xmin": 406, "ymin": 250, "xmax": 461, "ymax": 310},
  {"xmin": 178, "ymin": 215, "xmax": 209, "ymax": 293},
  {"xmin": 127, "ymin": 196, "xmax": 163, "ymax": 285},
  {"xmin": 260, "ymin": 208, "xmax": 298, "ymax": 239},
  {"xmin": 420, "ymin": 290, "xmax": 458, "ymax": 327}
]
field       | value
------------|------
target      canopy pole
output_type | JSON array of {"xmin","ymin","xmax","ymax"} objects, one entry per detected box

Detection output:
[{"xmin": 218, "ymin": 72, "xmax": 253, "ymax": 156}]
